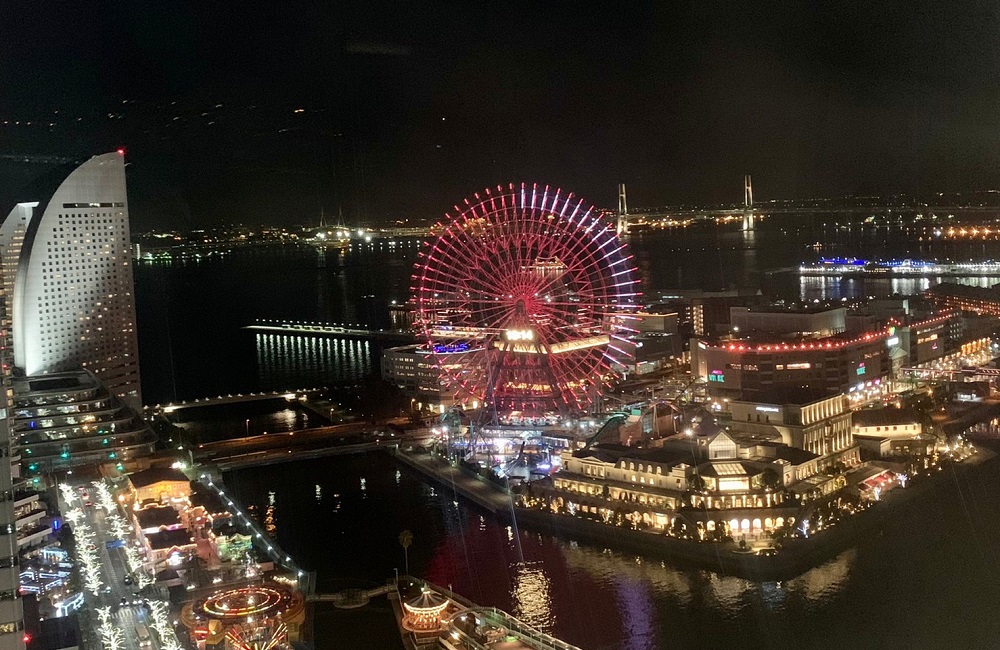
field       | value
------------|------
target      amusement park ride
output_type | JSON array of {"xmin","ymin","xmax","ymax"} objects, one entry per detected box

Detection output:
[{"xmin": 413, "ymin": 183, "xmax": 641, "ymax": 478}]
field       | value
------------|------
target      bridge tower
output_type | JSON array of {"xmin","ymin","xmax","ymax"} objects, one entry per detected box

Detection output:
[
  {"xmin": 617, "ymin": 182, "xmax": 629, "ymax": 236},
  {"xmin": 742, "ymin": 174, "xmax": 755, "ymax": 232}
]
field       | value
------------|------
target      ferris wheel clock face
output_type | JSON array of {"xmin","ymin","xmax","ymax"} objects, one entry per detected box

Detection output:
[{"xmin": 413, "ymin": 183, "xmax": 639, "ymax": 415}]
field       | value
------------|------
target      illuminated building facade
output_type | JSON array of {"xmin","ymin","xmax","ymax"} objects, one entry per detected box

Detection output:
[
  {"xmin": 126, "ymin": 467, "xmax": 191, "ymax": 505},
  {"xmin": 882, "ymin": 312, "xmax": 959, "ymax": 367},
  {"xmin": 382, "ymin": 344, "xmax": 478, "ymax": 412},
  {"xmin": 0, "ymin": 236, "xmax": 25, "ymax": 648},
  {"xmin": 540, "ymin": 408, "xmax": 863, "ymax": 540},
  {"xmin": 728, "ymin": 391, "xmax": 859, "ymax": 463},
  {"xmin": 0, "ymin": 152, "xmax": 142, "ymax": 410},
  {"xmin": 0, "ymin": 416, "xmax": 22, "ymax": 645},
  {"xmin": 925, "ymin": 282, "xmax": 1000, "ymax": 317},
  {"xmin": 692, "ymin": 332, "xmax": 891, "ymax": 402},
  {"xmin": 13, "ymin": 370, "xmax": 156, "ymax": 472},
  {"xmin": 851, "ymin": 407, "xmax": 934, "ymax": 458},
  {"xmin": 544, "ymin": 430, "xmax": 801, "ymax": 537},
  {"xmin": 730, "ymin": 306, "xmax": 847, "ymax": 338}
]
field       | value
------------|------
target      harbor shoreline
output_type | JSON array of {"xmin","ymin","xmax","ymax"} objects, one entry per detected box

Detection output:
[{"xmin": 392, "ymin": 446, "xmax": 993, "ymax": 581}]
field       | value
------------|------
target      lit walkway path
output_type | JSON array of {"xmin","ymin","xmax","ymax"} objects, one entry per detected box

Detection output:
[{"xmin": 58, "ymin": 483, "xmax": 158, "ymax": 650}]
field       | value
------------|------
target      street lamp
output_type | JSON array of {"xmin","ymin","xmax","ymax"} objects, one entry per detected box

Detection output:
[{"xmin": 245, "ymin": 419, "xmax": 250, "ymax": 437}]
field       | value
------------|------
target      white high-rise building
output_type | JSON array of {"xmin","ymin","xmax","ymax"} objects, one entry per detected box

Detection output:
[
  {"xmin": 0, "ymin": 228, "xmax": 24, "ymax": 649},
  {"xmin": 1, "ymin": 152, "xmax": 142, "ymax": 410}
]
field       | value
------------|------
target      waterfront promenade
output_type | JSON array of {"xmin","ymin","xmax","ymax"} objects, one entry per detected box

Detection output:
[
  {"xmin": 192, "ymin": 471, "xmax": 316, "ymax": 594},
  {"xmin": 392, "ymin": 449, "xmax": 512, "ymax": 514}
]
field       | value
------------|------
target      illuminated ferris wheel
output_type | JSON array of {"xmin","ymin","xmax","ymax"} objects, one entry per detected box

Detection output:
[{"xmin": 413, "ymin": 182, "xmax": 639, "ymax": 415}]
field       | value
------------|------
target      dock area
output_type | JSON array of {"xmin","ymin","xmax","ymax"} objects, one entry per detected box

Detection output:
[
  {"xmin": 389, "ymin": 576, "xmax": 582, "ymax": 650},
  {"xmin": 796, "ymin": 259, "xmax": 1000, "ymax": 276},
  {"xmin": 245, "ymin": 319, "xmax": 417, "ymax": 342}
]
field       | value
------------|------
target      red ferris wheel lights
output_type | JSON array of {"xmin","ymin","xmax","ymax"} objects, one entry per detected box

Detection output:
[{"xmin": 413, "ymin": 183, "xmax": 639, "ymax": 414}]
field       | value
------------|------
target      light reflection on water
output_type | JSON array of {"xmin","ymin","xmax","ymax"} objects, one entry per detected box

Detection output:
[
  {"xmin": 557, "ymin": 541, "xmax": 851, "ymax": 622},
  {"xmin": 255, "ymin": 332, "xmax": 375, "ymax": 388},
  {"xmin": 271, "ymin": 407, "xmax": 299, "ymax": 431},
  {"xmin": 265, "ymin": 490, "xmax": 277, "ymax": 539},
  {"xmin": 706, "ymin": 573, "xmax": 751, "ymax": 615},
  {"xmin": 172, "ymin": 406, "xmax": 309, "ymax": 443},
  {"xmin": 510, "ymin": 561, "xmax": 556, "ymax": 633},
  {"xmin": 790, "ymin": 548, "xmax": 854, "ymax": 605},
  {"xmin": 615, "ymin": 575, "xmax": 658, "ymax": 650},
  {"xmin": 227, "ymin": 436, "xmax": 1000, "ymax": 649},
  {"xmin": 798, "ymin": 275, "xmax": 1000, "ymax": 301},
  {"xmin": 138, "ymin": 226, "xmax": 1000, "ymax": 405}
]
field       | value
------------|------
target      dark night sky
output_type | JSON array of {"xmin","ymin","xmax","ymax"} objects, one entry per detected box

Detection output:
[{"xmin": 2, "ymin": 1, "xmax": 1000, "ymax": 229}]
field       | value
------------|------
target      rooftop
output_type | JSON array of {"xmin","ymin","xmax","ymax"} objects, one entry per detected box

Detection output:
[
  {"xmin": 844, "ymin": 464, "xmax": 894, "ymax": 485},
  {"xmin": 135, "ymin": 506, "xmax": 182, "ymax": 530},
  {"xmin": 146, "ymin": 528, "xmax": 194, "ymax": 550},
  {"xmin": 699, "ymin": 460, "xmax": 759, "ymax": 478},
  {"xmin": 573, "ymin": 447, "xmax": 625, "ymax": 464},
  {"xmin": 574, "ymin": 443, "xmax": 701, "ymax": 468},
  {"xmin": 629, "ymin": 446, "xmax": 701, "ymax": 467},
  {"xmin": 788, "ymin": 473, "xmax": 839, "ymax": 491},
  {"xmin": 702, "ymin": 328, "xmax": 888, "ymax": 352},
  {"xmin": 774, "ymin": 446, "xmax": 820, "ymax": 466},
  {"xmin": 129, "ymin": 467, "xmax": 190, "ymax": 489},
  {"xmin": 189, "ymin": 489, "xmax": 230, "ymax": 515},
  {"xmin": 751, "ymin": 386, "xmax": 837, "ymax": 406},
  {"xmin": 853, "ymin": 408, "xmax": 920, "ymax": 428}
]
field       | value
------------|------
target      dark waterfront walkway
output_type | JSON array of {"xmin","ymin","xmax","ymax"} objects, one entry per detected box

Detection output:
[{"xmin": 392, "ymin": 449, "xmax": 512, "ymax": 514}]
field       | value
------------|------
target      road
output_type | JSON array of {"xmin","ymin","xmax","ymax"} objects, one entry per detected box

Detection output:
[
  {"xmin": 59, "ymin": 483, "xmax": 159, "ymax": 650},
  {"xmin": 192, "ymin": 417, "xmax": 419, "ymax": 462},
  {"xmin": 208, "ymin": 429, "xmax": 438, "ymax": 470}
]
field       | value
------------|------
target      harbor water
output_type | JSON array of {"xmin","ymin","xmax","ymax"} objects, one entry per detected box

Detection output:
[{"xmin": 137, "ymin": 220, "xmax": 1000, "ymax": 648}]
